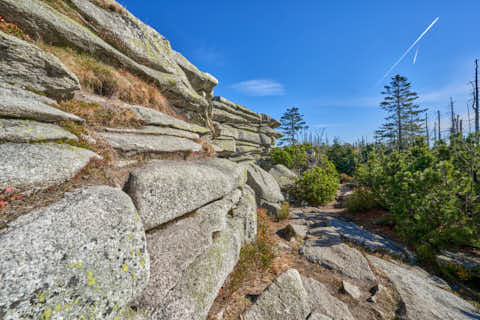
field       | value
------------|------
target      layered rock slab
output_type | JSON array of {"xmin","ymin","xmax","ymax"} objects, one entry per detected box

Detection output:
[
  {"xmin": 0, "ymin": 31, "xmax": 80, "ymax": 99},
  {"xmin": 125, "ymin": 159, "xmax": 247, "ymax": 230},
  {"xmin": 0, "ymin": 186, "xmax": 149, "ymax": 320},
  {"xmin": 0, "ymin": 143, "xmax": 99, "ymax": 192},
  {"xmin": 269, "ymin": 164, "xmax": 297, "ymax": 188},
  {"xmin": 100, "ymin": 132, "xmax": 202, "ymax": 154},
  {"xmin": 245, "ymin": 269, "xmax": 354, "ymax": 320},
  {"xmin": 0, "ymin": 83, "xmax": 84, "ymax": 123},
  {"xmin": 245, "ymin": 163, "xmax": 284, "ymax": 203},
  {"xmin": 368, "ymin": 255, "xmax": 480, "ymax": 320},
  {"xmin": 0, "ymin": 119, "xmax": 78, "ymax": 143}
]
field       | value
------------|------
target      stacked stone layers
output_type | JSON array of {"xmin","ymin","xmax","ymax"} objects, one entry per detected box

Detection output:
[{"xmin": 212, "ymin": 96, "xmax": 283, "ymax": 162}]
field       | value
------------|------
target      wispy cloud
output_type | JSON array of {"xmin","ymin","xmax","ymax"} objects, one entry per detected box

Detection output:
[
  {"xmin": 419, "ymin": 83, "xmax": 471, "ymax": 105},
  {"xmin": 193, "ymin": 45, "xmax": 224, "ymax": 66},
  {"xmin": 231, "ymin": 79, "xmax": 285, "ymax": 96}
]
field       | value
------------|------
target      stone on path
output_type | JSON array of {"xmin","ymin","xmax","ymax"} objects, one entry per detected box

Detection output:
[
  {"xmin": 245, "ymin": 269, "xmax": 354, "ymax": 320},
  {"xmin": 368, "ymin": 255, "xmax": 480, "ymax": 320},
  {"xmin": 341, "ymin": 280, "xmax": 362, "ymax": 300},
  {"xmin": 0, "ymin": 143, "xmax": 99, "ymax": 192},
  {"xmin": 0, "ymin": 186, "xmax": 149, "ymax": 320}
]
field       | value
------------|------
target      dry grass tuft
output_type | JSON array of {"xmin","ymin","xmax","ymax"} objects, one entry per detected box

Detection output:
[
  {"xmin": 0, "ymin": 16, "xmax": 32, "ymax": 41},
  {"xmin": 194, "ymin": 138, "xmax": 217, "ymax": 158},
  {"xmin": 228, "ymin": 209, "xmax": 275, "ymax": 291},
  {"xmin": 39, "ymin": 46, "xmax": 180, "ymax": 118},
  {"xmin": 57, "ymin": 100, "xmax": 142, "ymax": 129},
  {"xmin": 91, "ymin": 0, "xmax": 127, "ymax": 15},
  {"xmin": 37, "ymin": 0, "xmax": 87, "ymax": 26}
]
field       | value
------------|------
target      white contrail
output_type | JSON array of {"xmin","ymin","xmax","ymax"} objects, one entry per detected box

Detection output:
[
  {"xmin": 377, "ymin": 17, "xmax": 439, "ymax": 85},
  {"xmin": 413, "ymin": 47, "xmax": 419, "ymax": 64}
]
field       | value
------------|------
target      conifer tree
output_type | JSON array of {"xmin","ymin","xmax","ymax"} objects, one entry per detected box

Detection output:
[
  {"xmin": 376, "ymin": 75, "xmax": 426, "ymax": 150},
  {"xmin": 279, "ymin": 107, "xmax": 308, "ymax": 145}
]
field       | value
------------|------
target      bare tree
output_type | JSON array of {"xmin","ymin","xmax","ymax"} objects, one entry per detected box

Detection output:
[{"xmin": 474, "ymin": 59, "xmax": 479, "ymax": 136}]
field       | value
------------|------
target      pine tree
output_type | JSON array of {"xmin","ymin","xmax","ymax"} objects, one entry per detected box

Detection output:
[
  {"xmin": 279, "ymin": 107, "xmax": 308, "ymax": 145},
  {"xmin": 377, "ymin": 75, "xmax": 426, "ymax": 150}
]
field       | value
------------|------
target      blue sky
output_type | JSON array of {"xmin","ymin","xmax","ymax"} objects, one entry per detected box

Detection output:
[{"xmin": 117, "ymin": 0, "xmax": 480, "ymax": 143}]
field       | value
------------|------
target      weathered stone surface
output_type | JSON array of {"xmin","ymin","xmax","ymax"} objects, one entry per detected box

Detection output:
[
  {"xmin": 245, "ymin": 163, "xmax": 284, "ymax": 203},
  {"xmin": 301, "ymin": 235, "xmax": 377, "ymax": 282},
  {"xmin": 436, "ymin": 250, "xmax": 480, "ymax": 278},
  {"xmin": 100, "ymin": 132, "xmax": 202, "ymax": 154},
  {"xmin": 0, "ymin": 83, "xmax": 84, "ymax": 123},
  {"xmin": 104, "ymin": 126, "xmax": 200, "ymax": 140},
  {"xmin": 172, "ymin": 50, "xmax": 218, "ymax": 96},
  {"xmin": 126, "ymin": 104, "xmax": 209, "ymax": 134},
  {"xmin": 213, "ymin": 138, "xmax": 236, "ymax": 153},
  {"xmin": 269, "ymin": 164, "xmax": 297, "ymax": 188},
  {"xmin": 326, "ymin": 217, "xmax": 415, "ymax": 262},
  {"xmin": 230, "ymin": 185, "xmax": 258, "ymax": 244},
  {"xmin": 0, "ymin": 119, "xmax": 78, "ymax": 143},
  {"xmin": 245, "ymin": 269, "xmax": 354, "ymax": 320},
  {"xmin": 290, "ymin": 223, "xmax": 308, "ymax": 240},
  {"xmin": 125, "ymin": 159, "xmax": 247, "ymax": 230},
  {"xmin": 139, "ymin": 190, "xmax": 241, "ymax": 318},
  {"xmin": 368, "ymin": 255, "xmax": 479, "ymax": 320},
  {"xmin": 0, "ymin": 31, "xmax": 80, "ymax": 99},
  {"xmin": 0, "ymin": 0, "xmax": 209, "ymax": 111},
  {"xmin": 341, "ymin": 281, "xmax": 362, "ymax": 300},
  {"xmin": 259, "ymin": 199, "xmax": 282, "ymax": 218},
  {"xmin": 0, "ymin": 143, "xmax": 98, "ymax": 192},
  {"xmin": 0, "ymin": 186, "xmax": 149, "ymax": 320},
  {"xmin": 216, "ymin": 124, "xmax": 271, "ymax": 145}
]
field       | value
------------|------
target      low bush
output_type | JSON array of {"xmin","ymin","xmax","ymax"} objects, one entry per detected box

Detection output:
[
  {"xmin": 294, "ymin": 164, "xmax": 339, "ymax": 206},
  {"xmin": 345, "ymin": 187, "xmax": 378, "ymax": 213}
]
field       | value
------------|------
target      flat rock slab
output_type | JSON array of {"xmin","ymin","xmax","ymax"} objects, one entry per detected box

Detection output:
[
  {"xmin": 125, "ymin": 159, "xmax": 246, "ymax": 230},
  {"xmin": 0, "ymin": 83, "xmax": 84, "ymax": 123},
  {"xmin": 368, "ymin": 255, "xmax": 480, "ymax": 320},
  {"xmin": 0, "ymin": 31, "xmax": 80, "ymax": 100},
  {"xmin": 100, "ymin": 132, "xmax": 202, "ymax": 154},
  {"xmin": 301, "ymin": 236, "xmax": 377, "ymax": 282},
  {"xmin": 326, "ymin": 217, "xmax": 415, "ymax": 262},
  {"xmin": 104, "ymin": 126, "xmax": 200, "ymax": 140},
  {"xmin": 126, "ymin": 105, "xmax": 209, "ymax": 134},
  {"xmin": 0, "ymin": 186, "xmax": 149, "ymax": 320},
  {"xmin": 269, "ymin": 164, "xmax": 297, "ymax": 188},
  {"xmin": 0, "ymin": 143, "xmax": 99, "ymax": 192},
  {"xmin": 245, "ymin": 269, "xmax": 354, "ymax": 320},
  {"xmin": 245, "ymin": 163, "xmax": 284, "ymax": 203},
  {"xmin": 0, "ymin": 119, "xmax": 78, "ymax": 143}
]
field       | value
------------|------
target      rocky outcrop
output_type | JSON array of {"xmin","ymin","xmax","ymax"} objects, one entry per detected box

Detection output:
[
  {"xmin": 0, "ymin": 143, "xmax": 99, "ymax": 193},
  {"xmin": 0, "ymin": 31, "xmax": 80, "ymax": 100},
  {"xmin": 436, "ymin": 250, "xmax": 480, "ymax": 279},
  {"xmin": 212, "ymin": 97, "xmax": 282, "ymax": 161},
  {"xmin": 0, "ymin": 0, "xmax": 213, "ymax": 119},
  {"xmin": 369, "ymin": 255, "xmax": 479, "ymax": 320},
  {"xmin": 245, "ymin": 269, "xmax": 355, "ymax": 320},
  {"xmin": 0, "ymin": 186, "xmax": 149, "ymax": 320},
  {"xmin": 123, "ymin": 159, "xmax": 256, "ymax": 319}
]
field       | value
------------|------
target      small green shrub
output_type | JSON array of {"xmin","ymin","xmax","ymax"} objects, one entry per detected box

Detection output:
[
  {"xmin": 270, "ymin": 144, "xmax": 308, "ymax": 169},
  {"xmin": 278, "ymin": 202, "xmax": 290, "ymax": 221},
  {"xmin": 294, "ymin": 165, "xmax": 339, "ymax": 206},
  {"xmin": 345, "ymin": 187, "xmax": 378, "ymax": 213}
]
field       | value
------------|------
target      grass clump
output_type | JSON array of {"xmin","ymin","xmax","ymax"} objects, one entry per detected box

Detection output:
[
  {"xmin": 229, "ymin": 209, "xmax": 275, "ymax": 291},
  {"xmin": 277, "ymin": 202, "xmax": 290, "ymax": 221},
  {"xmin": 57, "ymin": 100, "xmax": 141, "ymax": 129},
  {"xmin": 91, "ymin": 0, "xmax": 127, "ymax": 15},
  {"xmin": 40, "ymin": 46, "xmax": 179, "ymax": 117}
]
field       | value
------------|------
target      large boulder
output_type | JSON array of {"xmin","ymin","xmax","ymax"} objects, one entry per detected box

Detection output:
[
  {"xmin": 138, "ymin": 190, "xmax": 243, "ymax": 319},
  {"xmin": 125, "ymin": 159, "xmax": 247, "ymax": 230},
  {"xmin": 245, "ymin": 269, "xmax": 354, "ymax": 320},
  {"xmin": 0, "ymin": 186, "xmax": 149, "ymax": 320},
  {"xmin": 0, "ymin": 31, "xmax": 80, "ymax": 100},
  {"xmin": 0, "ymin": 143, "xmax": 99, "ymax": 192},
  {"xmin": 269, "ymin": 164, "xmax": 297, "ymax": 189},
  {"xmin": 368, "ymin": 255, "xmax": 479, "ymax": 320},
  {"xmin": 245, "ymin": 163, "xmax": 284, "ymax": 204}
]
